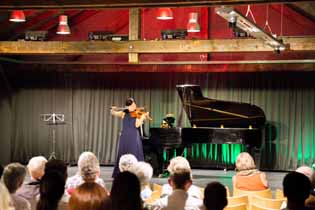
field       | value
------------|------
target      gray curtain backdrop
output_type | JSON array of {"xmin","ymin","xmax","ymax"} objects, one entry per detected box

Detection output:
[{"xmin": 1, "ymin": 69, "xmax": 315, "ymax": 170}]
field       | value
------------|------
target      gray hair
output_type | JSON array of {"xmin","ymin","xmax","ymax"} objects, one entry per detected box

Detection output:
[
  {"xmin": 130, "ymin": 161, "xmax": 153, "ymax": 186},
  {"xmin": 2, "ymin": 163, "xmax": 26, "ymax": 193},
  {"xmin": 27, "ymin": 156, "xmax": 47, "ymax": 180},
  {"xmin": 167, "ymin": 156, "xmax": 191, "ymax": 174},
  {"xmin": 119, "ymin": 154, "xmax": 138, "ymax": 172},
  {"xmin": 77, "ymin": 152, "xmax": 100, "ymax": 181}
]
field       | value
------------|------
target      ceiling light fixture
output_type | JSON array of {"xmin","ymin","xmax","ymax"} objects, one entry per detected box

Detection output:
[
  {"xmin": 9, "ymin": 10, "xmax": 26, "ymax": 22},
  {"xmin": 156, "ymin": 8, "xmax": 174, "ymax": 20},
  {"xmin": 56, "ymin": 15, "xmax": 71, "ymax": 35},
  {"xmin": 187, "ymin": 12, "xmax": 200, "ymax": 33},
  {"xmin": 215, "ymin": 6, "xmax": 286, "ymax": 51}
]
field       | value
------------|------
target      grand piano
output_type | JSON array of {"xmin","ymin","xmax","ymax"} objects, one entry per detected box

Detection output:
[{"xmin": 143, "ymin": 84, "xmax": 266, "ymax": 173}]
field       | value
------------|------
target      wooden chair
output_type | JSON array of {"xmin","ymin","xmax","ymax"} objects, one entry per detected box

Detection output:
[
  {"xmin": 233, "ymin": 188, "xmax": 272, "ymax": 199},
  {"xmin": 153, "ymin": 183, "xmax": 162, "ymax": 195},
  {"xmin": 144, "ymin": 190, "xmax": 161, "ymax": 204},
  {"xmin": 224, "ymin": 203, "xmax": 247, "ymax": 210},
  {"xmin": 251, "ymin": 195, "xmax": 285, "ymax": 209},
  {"xmin": 226, "ymin": 186, "xmax": 231, "ymax": 197},
  {"xmin": 227, "ymin": 195, "xmax": 249, "ymax": 206},
  {"xmin": 251, "ymin": 203, "xmax": 279, "ymax": 210},
  {"xmin": 275, "ymin": 189, "xmax": 285, "ymax": 199}
]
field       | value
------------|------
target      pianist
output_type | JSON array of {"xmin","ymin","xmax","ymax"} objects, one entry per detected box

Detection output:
[{"xmin": 160, "ymin": 113, "xmax": 175, "ymax": 128}]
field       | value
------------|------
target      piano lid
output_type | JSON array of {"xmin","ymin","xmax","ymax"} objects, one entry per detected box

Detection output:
[{"xmin": 176, "ymin": 84, "xmax": 266, "ymax": 128}]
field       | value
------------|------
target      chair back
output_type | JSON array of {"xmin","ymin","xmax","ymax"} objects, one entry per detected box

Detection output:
[
  {"xmin": 224, "ymin": 203, "xmax": 247, "ymax": 210},
  {"xmin": 275, "ymin": 189, "xmax": 284, "ymax": 199},
  {"xmin": 251, "ymin": 195, "xmax": 285, "ymax": 209},
  {"xmin": 227, "ymin": 195, "xmax": 249, "ymax": 206},
  {"xmin": 251, "ymin": 203, "xmax": 279, "ymax": 210}
]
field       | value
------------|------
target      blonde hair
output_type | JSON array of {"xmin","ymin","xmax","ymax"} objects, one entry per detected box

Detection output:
[
  {"xmin": 0, "ymin": 182, "xmax": 14, "ymax": 210},
  {"xmin": 235, "ymin": 152, "xmax": 256, "ymax": 171},
  {"xmin": 167, "ymin": 156, "xmax": 191, "ymax": 174}
]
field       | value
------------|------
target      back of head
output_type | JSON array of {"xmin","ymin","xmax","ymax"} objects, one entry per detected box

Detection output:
[
  {"xmin": 69, "ymin": 182, "xmax": 111, "ymax": 210},
  {"xmin": 130, "ymin": 161, "xmax": 153, "ymax": 187},
  {"xmin": 111, "ymin": 171, "xmax": 142, "ymax": 210},
  {"xmin": 2, "ymin": 163, "xmax": 26, "ymax": 193},
  {"xmin": 45, "ymin": 159, "xmax": 67, "ymax": 181},
  {"xmin": 119, "ymin": 154, "xmax": 138, "ymax": 172},
  {"xmin": 296, "ymin": 166, "xmax": 313, "ymax": 180},
  {"xmin": 78, "ymin": 152, "xmax": 100, "ymax": 182},
  {"xmin": 283, "ymin": 171, "xmax": 311, "ymax": 203},
  {"xmin": 37, "ymin": 171, "xmax": 65, "ymax": 210},
  {"xmin": 235, "ymin": 152, "xmax": 256, "ymax": 172},
  {"xmin": 167, "ymin": 156, "xmax": 191, "ymax": 174},
  {"xmin": 204, "ymin": 182, "xmax": 227, "ymax": 210},
  {"xmin": 169, "ymin": 166, "xmax": 192, "ymax": 190},
  {"xmin": 27, "ymin": 156, "xmax": 47, "ymax": 180}
]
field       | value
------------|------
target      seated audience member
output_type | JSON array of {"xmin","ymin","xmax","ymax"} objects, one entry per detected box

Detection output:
[
  {"xmin": 44, "ymin": 159, "xmax": 68, "ymax": 181},
  {"xmin": 296, "ymin": 166, "xmax": 313, "ymax": 180},
  {"xmin": 162, "ymin": 157, "xmax": 202, "ymax": 199},
  {"xmin": 232, "ymin": 152, "xmax": 268, "ymax": 191},
  {"xmin": 16, "ymin": 156, "xmax": 47, "ymax": 209},
  {"xmin": 0, "ymin": 182, "xmax": 15, "ymax": 210},
  {"xmin": 68, "ymin": 182, "xmax": 111, "ymax": 210},
  {"xmin": 305, "ymin": 169, "xmax": 315, "ymax": 208},
  {"xmin": 37, "ymin": 171, "xmax": 66, "ymax": 210},
  {"xmin": 153, "ymin": 165, "xmax": 203, "ymax": 210},
  {"xmin": 130, "ymin": 161, "xmax": 153, "ymax": 200},
  {"xmin": 2, "ymin": 163, "xmax": 31, "ymax": 210},
  {"xmin": 203, "ymin": 182, "xmax": 227, "ymax": 210},
  {"xmin": 111, "ymin": 171, "xmax": 144, "ymax": 210},
  {"xmin": 119, "ymin": 154, "xmax": 138, "ymax": 172},
  {"xmin": 282, "ymin": 171, "xmax": 313, "ymax": 210},
  {"xmin": 66, "ymin": 151, "xmax": 106, "ymax": 194}
]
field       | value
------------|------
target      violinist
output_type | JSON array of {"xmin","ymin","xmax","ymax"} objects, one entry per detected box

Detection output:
[{"xmin": 110, "ymin": 97, "xmax": 150, "ymax": 178}]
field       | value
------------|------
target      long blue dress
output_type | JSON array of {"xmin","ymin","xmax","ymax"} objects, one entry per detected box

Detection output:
[{"xmin": 112, "ymin": 112, "xmax": 144, "ymax": 178}]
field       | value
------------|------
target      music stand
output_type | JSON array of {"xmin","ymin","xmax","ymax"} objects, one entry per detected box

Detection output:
[{"xmin": 40, "ymin": 113, "xmax": 65, "ymax": 160}]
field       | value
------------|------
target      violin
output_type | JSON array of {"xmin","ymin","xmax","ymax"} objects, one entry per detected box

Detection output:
[{"xmin": 130, "ymin": 108, "xmax": 152, "ymax": 121}]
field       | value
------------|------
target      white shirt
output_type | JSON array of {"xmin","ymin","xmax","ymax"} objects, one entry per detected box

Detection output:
[
  {"xmin": 154, "ymin": 189, "xmax": 203, "ymax": 210},
  {"xmin": 162, "ymin": 184, "xmax": 202, "ymax": 199}
]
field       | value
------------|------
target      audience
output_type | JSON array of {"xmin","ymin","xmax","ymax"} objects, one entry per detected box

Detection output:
[
  {"xmin": 232, "ymin": 152, "xmax": 268, "ymax": 191},
  {"xmin": 153, "ymin": 164, "xmax": 203, "ymax": 210},
  {"xmin": 111, "ymin": 171, "xmax": 144, "ymax": 210},
  {"xmin": 16, "ymin": 156, "xmax": 47, "ymax": 210},
  {"xmin": 0, "ymin": 182, "xmax": 15, "ymax": 210},
  {"xmin": 296, "ymin": 166, "xmax": 314, "ymax": 180},
  {"xmin": 130, "ymin": 161, "xmax": 153, "ymax": 200},
  {"xmin": 119, "ymin": 154, "xmax": 138, "ymax": 172},
  {"xmin": 162, "ymin": 157, "xmax": 202, "ymax": 199},
  {"xmin": 45, "ymin": 159, "xmax": 68, "ymax": 181},
  {"xmin": 2, "ymin": 162, "xmax": 31, "ymax": 210},
  {"xmin": 66, "ymin": 151, "xmax": 106, "ymax": 194},
  {"xmin": 36, "ymin": 171, "xmax": 66, "ymax": 210},
  {"xmin": 282, "ymin": 171, "xmax": 312, "ymax": 210},
  {"xmin": 68, "ymin": 182, "xmax": 111, "ymax": 210},
  {"xmin": 203, "ymin": 182, "xmax": 227, "ymax": 210},
  {"xmin": 305, "ymin": 169, "xmax": 315, "ymax": 208}
]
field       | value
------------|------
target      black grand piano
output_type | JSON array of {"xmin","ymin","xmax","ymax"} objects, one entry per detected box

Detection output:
[{"xmin": 143, "ymin": 84, "xmax": 266, "ymax": 173}]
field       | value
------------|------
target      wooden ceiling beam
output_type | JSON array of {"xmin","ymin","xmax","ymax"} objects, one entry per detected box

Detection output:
[
  {"xmin": 0, "ymin": 0, "xmax": 314, "ymax": 10},
  {"xmin": 12, "ymin": 63, "xmax": 315, "ymax": 72},
  {"xmin": 0, "ymin": 37, "xmax": 314, "ymax": 54}
]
